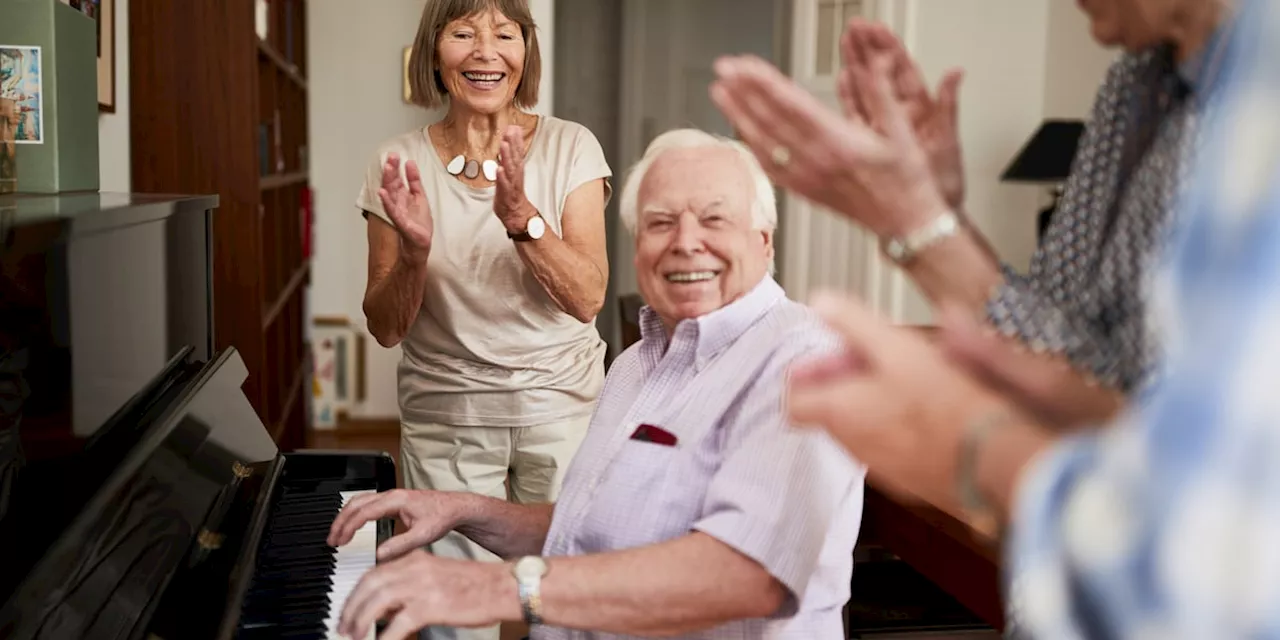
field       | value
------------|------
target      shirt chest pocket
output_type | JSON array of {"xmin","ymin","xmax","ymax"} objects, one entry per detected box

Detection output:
[{"xmin": 575, "ymin": 436, "xmax": 710, "ymax": 553}]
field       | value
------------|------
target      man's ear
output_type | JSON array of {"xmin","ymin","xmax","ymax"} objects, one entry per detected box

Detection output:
[{"xmin": 761, "ymin": 229, "xmax": 775, "ymax": 258}]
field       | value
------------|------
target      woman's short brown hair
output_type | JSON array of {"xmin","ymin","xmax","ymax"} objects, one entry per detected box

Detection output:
[{"xmin": 408, "ymin": 0, "xmax": 541, "ymax": 110}]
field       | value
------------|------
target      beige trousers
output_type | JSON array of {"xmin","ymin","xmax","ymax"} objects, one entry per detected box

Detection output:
[{"xmin": 400, "ymin": 415, "xmax": 592, "ymax": 640}]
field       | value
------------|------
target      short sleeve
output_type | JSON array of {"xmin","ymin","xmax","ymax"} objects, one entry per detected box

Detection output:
[
  {"xmin": 691, "ymin": 324, "xmax": 866, "ymax": 612},
  {"xmin": 565, "ymin": 125, "xmax": 614, "ymax": 207},
  {"xmin": 356, "ymin": 146, "xmax": 394, "ymax": 226}
]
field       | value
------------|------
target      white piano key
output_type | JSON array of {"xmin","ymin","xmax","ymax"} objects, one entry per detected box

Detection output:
[{"xmin": 324, "ymin": 490, "xmax": 378, "ymax": 640}]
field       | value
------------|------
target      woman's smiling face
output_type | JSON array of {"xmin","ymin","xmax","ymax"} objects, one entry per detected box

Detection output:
[{"xmin": 435, "ymin": 8, "xmax": 526, "ymax": 114}]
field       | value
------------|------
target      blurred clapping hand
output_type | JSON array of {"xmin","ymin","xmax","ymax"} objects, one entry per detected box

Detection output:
[
  {"xmin": 709, "ymin": 50, "xmax": 946, "ymax": 240},
  {"xmin": 708, "ymin": 19, "xmax": 962, "ymax": 241}
]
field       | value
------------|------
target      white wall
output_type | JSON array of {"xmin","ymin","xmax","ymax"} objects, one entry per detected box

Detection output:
[
  {"xmin": 1043, "ymin": 0, "xmax": 1118, "ymax": 120},
  {"xmin": 308, "ymin": 0, "xmax": 555, "ymax": 419},
  {"xmin": 898, "ymin": 0, "xmax": 1052, "ymax": 323},
  {"xmin": 97, "ymin": 0, "xmax": 130, "ymax": 191}
]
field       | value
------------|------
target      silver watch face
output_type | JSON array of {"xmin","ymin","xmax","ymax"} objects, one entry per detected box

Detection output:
[
  {"xmin": 527, "ymin": 215, "xmax": 546, "ymax": 240},
  {"xmin": 513, "ymin": 556, "xmax": 547, "ymax": 580}
]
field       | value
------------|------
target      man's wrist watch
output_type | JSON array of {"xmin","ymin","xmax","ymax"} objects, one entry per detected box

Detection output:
[
  {"xmin": 508, "ymin": 213, "xmax": 546, "ymax": 242},
  {"xmin": 881, "ymin": 211, "xmax": 960, "ymax": 265},
  {"xmin": 511, "ymin": 556, "xmax": 549, "ymax": 624}
]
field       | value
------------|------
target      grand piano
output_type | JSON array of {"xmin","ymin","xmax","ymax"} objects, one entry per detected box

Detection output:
[{"xmin": 0, "ymin": 193, "xmax": 396, "ymax": 639}]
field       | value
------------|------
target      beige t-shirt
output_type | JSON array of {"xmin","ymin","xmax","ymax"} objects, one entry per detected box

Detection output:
[{"xmin": 356, "ymin": 115, "xmax": 611, "ymax": 428}]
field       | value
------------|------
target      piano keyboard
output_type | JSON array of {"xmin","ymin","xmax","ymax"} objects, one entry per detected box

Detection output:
[{"xmin": 236, "ymin": 488, "xmax": 378, "ymax": 640}]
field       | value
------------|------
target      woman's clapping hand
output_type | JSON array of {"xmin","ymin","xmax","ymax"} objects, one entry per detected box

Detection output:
[
  {"xmin": 494, "ymin": 125, "xmax": 537, "ymax": 234},
  {"xmin": 378, "ymin": 152, "xmax": 435, "ymax": 265},
  {"xmin": 839, "ymin": 18, "xmax": 966, "ymax": 210}
]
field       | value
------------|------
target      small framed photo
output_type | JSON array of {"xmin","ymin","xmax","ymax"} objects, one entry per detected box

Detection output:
[
  {"xmin": 403, "ymin": 47, "xmax": 413, "ymax": 103},
  {"xmin": 0, "ymin": 45, "xmax": 44, "ymax": 145}
]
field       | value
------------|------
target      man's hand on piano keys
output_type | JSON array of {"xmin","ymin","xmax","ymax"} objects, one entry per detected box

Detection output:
[
  {"xmin": 337, "ymin": 550, "xmax": 521, "ymax": 640},
  {"xmin": 327, "ymin": 488, "xmax": 468, "ymax": 561}
]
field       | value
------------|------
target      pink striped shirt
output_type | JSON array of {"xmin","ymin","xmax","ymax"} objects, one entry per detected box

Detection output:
[{"xmin": 536, "ymin": 276, "xmax": 867, "ymax": 639}]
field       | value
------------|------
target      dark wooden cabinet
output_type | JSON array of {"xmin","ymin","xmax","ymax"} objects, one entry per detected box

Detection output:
[{"xmin": 129, "ymin": 0, "xmax": 312, "ymax": 451}]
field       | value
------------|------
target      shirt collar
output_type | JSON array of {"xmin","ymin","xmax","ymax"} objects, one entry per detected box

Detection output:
[{"xmin": 638, "ymin": 276, "xmax": 786, "ymax": 370}]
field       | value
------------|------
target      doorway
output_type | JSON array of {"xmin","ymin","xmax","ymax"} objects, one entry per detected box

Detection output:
[{"xmin": 554, "ymin": 0, "xmax": 784, "ymax": 359}]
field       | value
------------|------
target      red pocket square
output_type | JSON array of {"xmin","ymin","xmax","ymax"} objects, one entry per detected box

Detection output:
[{"xmin": 630, "ymin": 423, "xmax": 678, "ymax": 447}]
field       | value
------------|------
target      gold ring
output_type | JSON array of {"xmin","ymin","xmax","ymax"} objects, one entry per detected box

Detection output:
[{"xmin": 771, "ymin": 145, "xmax": 791, "ymax": 167}]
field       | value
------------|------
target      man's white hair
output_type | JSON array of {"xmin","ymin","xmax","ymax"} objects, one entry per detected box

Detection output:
[{"xmin": 617, "ymin": 128, "xmax": 777, "ymax": 236}]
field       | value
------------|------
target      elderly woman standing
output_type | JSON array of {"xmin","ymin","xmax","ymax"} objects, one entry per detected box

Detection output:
[{"xmin": 356, "ymin": 1, "xmax": 610, "ymax": 638}]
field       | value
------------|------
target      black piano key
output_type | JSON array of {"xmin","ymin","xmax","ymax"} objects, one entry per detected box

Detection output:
[
  {"xmin": 254, "ymin": 558, "xmax": 337, "ymax": 576},
  {"xmin": 260, "ymin": 546, "xmax": 335, "ymax": 557},
  {"xmin": 247, "ymin": 581, "xmax": 334, "ymax": 599},
  {"xmin": 274, "ymin": 499, "xmax": 340, "ymax": 510},
  {"xmin": 254, "ymin": 557, "xmax": 336, "ymax": 574},
  {"xmin": 266, "ymin": 531, "xmax": 331, "ymax": 547}
]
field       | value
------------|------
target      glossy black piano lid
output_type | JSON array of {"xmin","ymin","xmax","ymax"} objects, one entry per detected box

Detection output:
[
  {"xmin": 0, "ymin": 194, "xmax": 224, "ymax": 627},
  {"xmin": 0, "ymin": 347, "xmax": 282, "ymax": 640}
]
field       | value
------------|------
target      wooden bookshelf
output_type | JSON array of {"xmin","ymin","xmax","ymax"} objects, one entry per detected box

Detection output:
[{"xmin": 129, "ymin": 0, "xmax": 312, "ymax": 452}]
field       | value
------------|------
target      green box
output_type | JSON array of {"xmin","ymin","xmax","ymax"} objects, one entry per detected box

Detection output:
[{"xmin": 0, "ymin": 0, "xmax": 99, "ymax": 194}]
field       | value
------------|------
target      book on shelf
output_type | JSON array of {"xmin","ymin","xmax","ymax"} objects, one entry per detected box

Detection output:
[
  {"xmin": 258, "ymin": 124, "xmax": 270, "ymax": 176},
  {"xmin": 284, "ymin": 4, "xmax": 294, "ymax": 62}
]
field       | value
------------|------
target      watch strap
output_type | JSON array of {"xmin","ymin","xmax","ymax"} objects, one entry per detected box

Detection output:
[
  {"xmin": 518, "ymin": 579, "xmax": 544, "ymax": 624},
  {"xmin": 507, "ymin": 213, "xmax": 543, "ymax": 242},
  {"xmin": 882, "ymin": 211, "xmax": 961, "ymax": 264}
]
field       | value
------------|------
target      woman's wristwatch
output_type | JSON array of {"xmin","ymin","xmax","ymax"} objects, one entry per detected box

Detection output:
[
  {"xmin": 881, "ymin": 211, "xmax": 960, "ymax": 265},
  {"xmin": 508, "ymin": 214, "xmax": 547, "ymax": 242}
]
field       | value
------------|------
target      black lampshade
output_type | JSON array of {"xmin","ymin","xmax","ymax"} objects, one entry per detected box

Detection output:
[{"xmin": 1000, "ymin": 119, "xmax": 1086, "ymax": 183}]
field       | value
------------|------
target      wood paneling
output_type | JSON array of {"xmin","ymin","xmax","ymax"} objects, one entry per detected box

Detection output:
[{"xmin": 130, "ymin": 0, "xmax": 312, "ymax": 451}]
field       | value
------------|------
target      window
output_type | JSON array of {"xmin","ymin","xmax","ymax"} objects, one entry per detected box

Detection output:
[{"xmin": 815, "ymin": 0, "xmax": 866, "ymax": 76}]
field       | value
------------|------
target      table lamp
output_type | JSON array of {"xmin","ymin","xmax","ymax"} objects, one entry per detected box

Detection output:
[{"xmin": 1000, "ymin": 119, "xmax": 1085, "ymax": 243}]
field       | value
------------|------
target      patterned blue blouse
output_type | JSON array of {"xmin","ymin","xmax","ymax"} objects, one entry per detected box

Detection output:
[
  {"xmin": 996, "ymin": 29, "xmax": 1235, "ymax": 639},
  {"xmin": 986, "ymin": 44, "xmax": 1205, "ymax": 394}
]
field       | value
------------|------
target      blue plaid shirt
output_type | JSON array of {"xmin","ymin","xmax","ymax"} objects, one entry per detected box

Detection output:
[{"xmin": 1007, "ymin": 1, "xmax": 1280, "ymax": 637}]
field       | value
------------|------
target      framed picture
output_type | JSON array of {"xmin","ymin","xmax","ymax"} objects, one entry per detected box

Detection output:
[
  {"xmin": 402, "ymin": 46, "xmax": 413, "ymax": 103},
  {"xmin": 96, "ymin": 0, "xmax": 115, "ymax": 112},
  {"xmin": 0, "ymin": 46, "xmax": 44, "ymax": 145},
  {"xmin": 311, "ymin": 316, "xmax": 366, "ymax": 429}
]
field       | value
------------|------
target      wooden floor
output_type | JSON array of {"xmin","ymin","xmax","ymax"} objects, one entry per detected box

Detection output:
[{"xmin": 307, "ymin": 420, "xmax": 529, "ymax": 640}]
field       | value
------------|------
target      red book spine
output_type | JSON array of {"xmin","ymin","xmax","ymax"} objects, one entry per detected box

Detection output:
[{"xmin": 301, "ymin": 186, "xmax": 313, "ymax": 259}]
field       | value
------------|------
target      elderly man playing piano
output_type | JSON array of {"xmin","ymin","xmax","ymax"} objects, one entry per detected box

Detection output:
[{"xmin": 327, "ymin": 128, "xmax": 867, "ymax": 640}]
